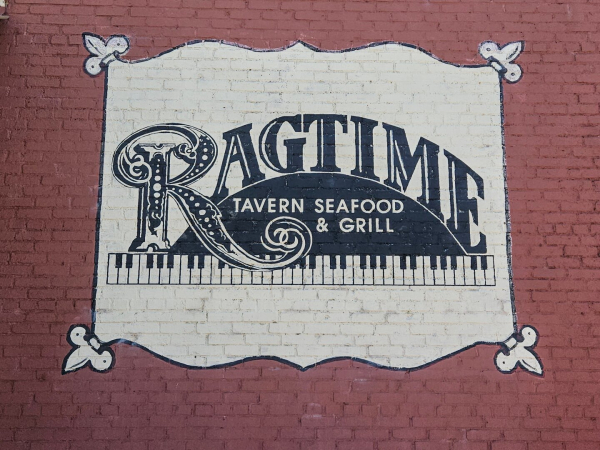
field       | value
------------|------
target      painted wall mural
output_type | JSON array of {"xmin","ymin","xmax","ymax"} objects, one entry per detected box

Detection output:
[{"xmin": 63, "ymin": 34, "xmax": 542, "ymax": 376}]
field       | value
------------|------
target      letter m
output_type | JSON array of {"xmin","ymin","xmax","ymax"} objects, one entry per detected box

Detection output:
[{"xmin": 383, "ymin": 123, "xmax": 442, "ymax": 219}]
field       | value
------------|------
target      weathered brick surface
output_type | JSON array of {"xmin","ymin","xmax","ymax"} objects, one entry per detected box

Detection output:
[{"xmin": 1, "ymin": 0, "xmax": 599, "ymax": 449}]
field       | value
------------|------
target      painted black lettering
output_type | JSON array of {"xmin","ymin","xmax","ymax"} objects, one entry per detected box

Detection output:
[
  {"xmin": 259, "ymin": 114, "xmax": 305, "ymax": 173},
  {"xmin": 303, "ymin": 114, "xmax": 347, "ymax": 172},
  {"xmin": 383, "ymin": 122, "xmax": 442, "ymax": 219},
  {"xmin": 445, "ymin": 150, "xmax": 486, "ymax": 253},
  {"xmin": 213, "ymin": 124, "xmax": 265, "ymax": 201},
  {"xmin": 350, "ymin": 116, "xmax": 379, "ymax": 181}
]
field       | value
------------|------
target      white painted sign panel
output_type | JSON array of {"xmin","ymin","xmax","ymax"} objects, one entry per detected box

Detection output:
[{"xmin": 63, "ymin": 35, "xmax": 542, "ymax": 376}]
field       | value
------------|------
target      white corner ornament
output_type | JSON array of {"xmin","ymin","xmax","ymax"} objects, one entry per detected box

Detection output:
[
  {"xmin": 495, "ymin": 326, "xmax": 543, "ymax": 376},
  {"xmin": 479, "ymin": 41, "xmax": 524, "ymax": 83},
  {"xmin": 83, "ymin": 33, "xmax": 130, "ymax": 76},
  {"xmin": 62, "ymin": 325, "xmax": 114, "ymax": 374}
]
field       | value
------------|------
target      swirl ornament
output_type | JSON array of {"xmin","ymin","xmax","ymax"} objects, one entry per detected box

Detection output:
[
  {"xmin": 112, "ymin": 124, "xmax": 217, "ymax": 252},
  {"xmin": 112, "ymin": 123, "xmax": 312, "ymax": 269},
  {"xmin": 170, "ymin": 192, "xmax": 312, "ymax": 270}
]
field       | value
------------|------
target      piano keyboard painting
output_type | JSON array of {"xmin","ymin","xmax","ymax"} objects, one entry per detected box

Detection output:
[{"xmin": 107, "ymin": 253, "xmax": 496, "ymax": 287}]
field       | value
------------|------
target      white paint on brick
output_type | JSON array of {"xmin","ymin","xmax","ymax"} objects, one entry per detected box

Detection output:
[{"xmin": 92, "ymin": 41, "xmax": 516, "ymax": 370}]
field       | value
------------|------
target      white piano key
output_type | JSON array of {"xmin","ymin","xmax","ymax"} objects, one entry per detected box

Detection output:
[
  {"xmin": 291, "ymin": 261, "xmax": 303, "ymax": 285},
  {"xmin": 373, "ymin": 256, "xmax": 385, "ymax": 285},
  {"xmin": 230, "ymin": 265, "xmax": 242, "ymax": 285},
  {"xmin": 454, "ymin": 256, "xmax": 466, "ymax": 286},
  {"xmin": 323, "ymin": 255, "xmax": 333, "ymax": 285},
  {"xmin": 207, "ymin": 256, "xmax": 218, "ymax": 284},
  {"xmin": 261, "ymin": 267, "xmax": 272, "ymax": 286},
  {"xmin": 380, "ymin": 256, "xmax": 391, "ymax": 285},
  {"xmin": 332, "ymin": 255, "xmax": 344, "ymax": 285},
  {"xmin": 188, "ymin": 256, "xmax": 200, "ymax": 285},
  {"xmin": 350, "ymin": 255, "xmax": 362, "ymax": 285},
  {"xmin": 363, "ymin": 257, "xmax": 374, "ymax": 285},
  {"xmin": 140, "ymin": 255, "xmax": 150, "ymax": 284},
  {"xmin": 175, "ymin": 255, "xmax": 184, "ymax": 284},
  {"xmin": 126, "ymin": 254, "xmax": 140, "ymax": 285},
  {"xmin": 197, "ymin": 255, "xmax": 208, "ymax": 284},
  {"xmin": 431, "ymin": 256, "xmax": 443, "ymax": 286},
  {"xmin": 271, "ymin": 265, "xmax": 283, "ymax": 285},
  {"xmin": 220, "ymin": 263, "xmax": 232, "ymax": 285},
  {"xmin": 474, "ymin": 256, "xmax": 486, "ymax": 286},
  {"xmin": 436, "ymin": 256, "xmax": 445, "ymax": 285},
  {"xmin": 464, "ymin": 256, "xmax": 476, "ymax": 286},
  {"xmin": 282, "ymin": 262, "xmax": 293, "ymax": 285},
  {"xmin": 423, "ymin": 256, "xmax": 434, "ymax": 286},
  {"xmin": 302, "ymin": 257, "xmax": 313, "ymax": 285},
  {"xmin": 157, "ymin": 256, "xmax": 169, "ymax": 285},
  {"xmin": 107, "ymin": 254, "xmax": 118, "ymax": 284},
  {"xmin": 313, "ymin": 255, "xmax": 324, "ymax": 285},
  {"xmin": 439, "ymin": 256, "xmax": 451, "ymax": 286},
  {"xmin": 116, "ymin": 255, "xmax": 128, "ymax": 285},
  {"xmin": 411, "ymin": 257, "xmax": 423, "ymax": 286},
  {"xmin": 340, "ymin": 255, "xmax": 351, "ymax": 285},
  {"xmin": 251, "ymin": 265, "xmax": 263, "ymax": 285},
  {"xmin": 446, "ymin": 256, "xmax": 456, "ymax": 286},
  {"xmin": 391, "ymin": 255, "xmax": 401, "ymax": 286},
  {"xmin": 241, "ymin": 267, "xmax": 253, "ymax": 284},
  {"xmin": 145, "ymin": 255, "xmax": 159, "ymax": 285},
  {"xmin": 484, "ymin": 256, "xmax": 495, "ymax": 286}
]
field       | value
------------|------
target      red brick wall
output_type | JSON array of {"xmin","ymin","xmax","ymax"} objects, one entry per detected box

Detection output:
[{"xmin": 1, "ymin": 1, "xmax": 599, "ymax": 449}]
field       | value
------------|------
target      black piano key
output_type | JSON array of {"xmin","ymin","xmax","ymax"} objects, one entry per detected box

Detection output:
[
  {"xmin": 167, "ymin": 254, "xmax": 174, "ymax": 269},
  {"xmin": 125, "ymin": 253, "xmax": 133, "ymax": 269},
  {"xmin": 308, "ymin": 255, "xmax": 316, "ymax": 269},
  {"xmin": 299, "ymin": 257, "xmax": 307, "ymax": 269},
  {"xmin": 218, "ymin": 259, "xmax": 225, "ymax": 269},
  {"xmin": 187, "ymin": 254, "xmax": 195, "ymax": 269},
  {"xmin": 481, "ymin": 255, "xmax": 488, "ymax": 271},
  {"xmin": 440, "ymin": 256, "xmax": 447, "ymax": 270},
  {"xmin": 197, "ymin": 255, "xmax": 205, "ymax": 269},
  {"xmin": 430, "ymin": 255, "xmax": 437, "ymax": 270},
  {"xmin": 400, "ymin": 255, "xmax": 407, "ymax": 270},
  {"xmin": 340, "ymin": 255, "xmax": 347, "ymax": 270},
  {"xmin": 146, "ymin": 254, "xmax": 154, "ymax": 269},
  {"xmin": 379, "ymin": 255, "xmax": 387, "ymax": 269},
  {"xmin": 330, "ymin": 255, "xmax": 337, "ymax": 269},
  {"xmin": 470, "ymin": 256, "xmax": 477, "ymax": 270},
  {"xmin": 369, "ymin": 255, "xmax": 377, "ymax": 269},
  {"xmin": 450, "ymin": 255, "xmax": 458, "ymax": 270},
  {"xmin": 115, "ymin": 253, "xmax": 123, "ymax": 269},
  {"xmin": 409, "ymin": 255, "xmax": 417, "ymax": 270},
  {"xmin": 359, "ymin": 255, "xmax": 367, "ymax": 269},
  {"xmin": 156, "ymin": 254, "xmax": 164, "ymax": 269}
]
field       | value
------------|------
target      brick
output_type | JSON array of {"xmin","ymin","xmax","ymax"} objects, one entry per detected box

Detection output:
[{"xmin": 1, "ymin": 2, "xmax": 600, "ymax": 450}]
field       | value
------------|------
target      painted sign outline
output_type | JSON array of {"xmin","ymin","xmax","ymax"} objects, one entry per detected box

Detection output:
[{"xmin": 62, "ymin": 34, "xmax": 542, "ymax": 377}]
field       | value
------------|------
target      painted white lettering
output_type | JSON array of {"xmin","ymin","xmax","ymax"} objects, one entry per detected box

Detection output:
[
  {"xmin": 233, "ymin": 198, "xmax": 242, "ymax": 212},
  {"xmin": 314, "ymin": 199, "xmax": 324, "ymax": 213},
  {"xmin": 339, "ymin": 218, "xmax": 354, "ymax": 232},
  {"xmin": 253, "ymin": 198, "xmax": 266, "ymax": 212},
  {"xmin": 292, "ymin": 198, "xmax": 304, "ymax": 213},
  {"xmin": 241, "ymin": 198, "xmax": 253, "ymax": 212}
]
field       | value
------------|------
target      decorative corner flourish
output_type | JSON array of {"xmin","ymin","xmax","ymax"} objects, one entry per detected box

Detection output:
[
  {"xmin": 495, "ymin": 326, "xmax": 543, "ymax": 376},
  {"xmin": 83, "ymin": 33, "xmax": 130, "ymax": 77},
  {"xmin": 478, "ymin": 41, "xmax": 524, "ymax": 84},
  {"xmin": 62, "ymin": 324, "xmax": 114, "ymax": 374}
]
